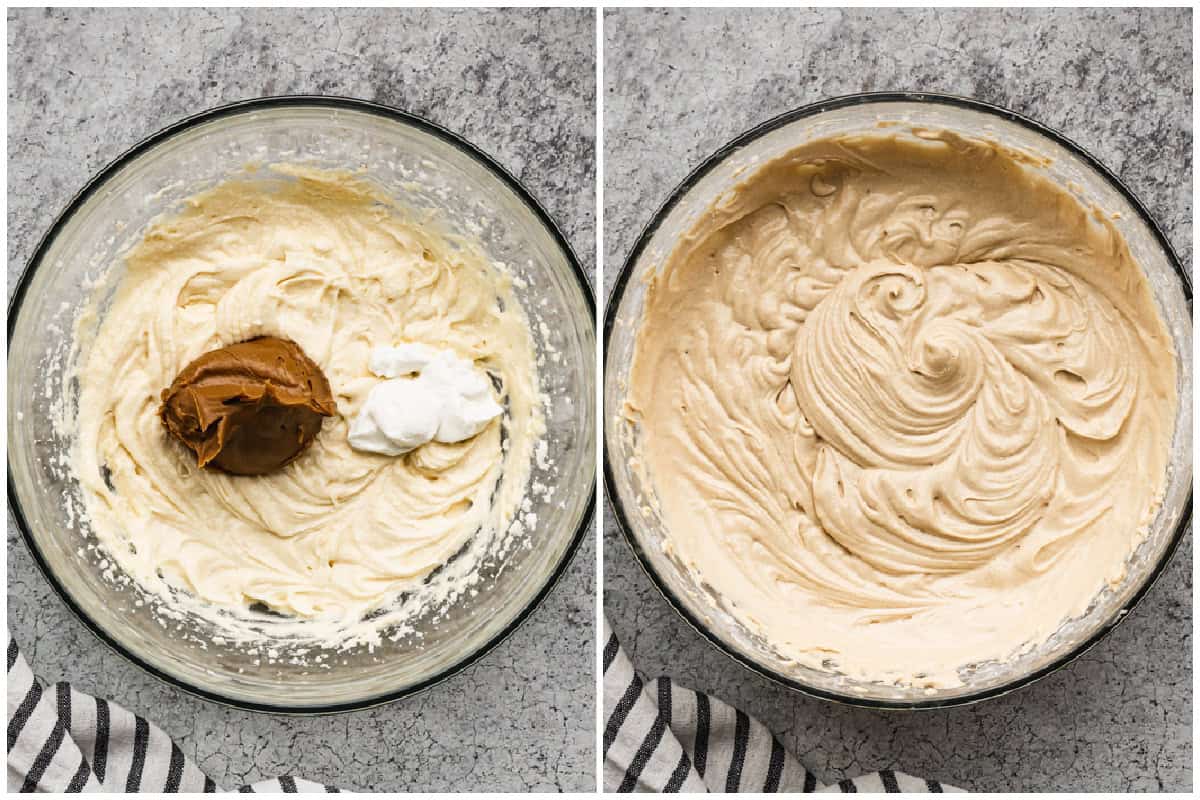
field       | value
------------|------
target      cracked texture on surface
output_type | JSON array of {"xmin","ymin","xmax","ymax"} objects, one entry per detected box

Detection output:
[
  {"xmin": 7, "ymin": 7, "xmax": 595, "ymax": 792},
  {"xmin": 603, "ymin": 7, "xmax": 1191, "ymax": 793}
]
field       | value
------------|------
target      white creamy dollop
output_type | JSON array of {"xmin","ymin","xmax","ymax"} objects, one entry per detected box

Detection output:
[{"xmin": 349, "ymin": 344, "xmax": 503, "ymax": 456}]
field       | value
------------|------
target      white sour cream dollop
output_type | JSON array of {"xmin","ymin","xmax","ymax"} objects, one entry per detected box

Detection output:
[{"xmin": 348, "ymin": 344, "xmax": 503, "ymax": 456}]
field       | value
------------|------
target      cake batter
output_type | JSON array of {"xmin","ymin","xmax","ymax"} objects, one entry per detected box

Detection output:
[
  {"xmin": 71, "ymin": 165, "xmax": 543, "ymax": 646},
  {"xmin": 626, "ymin": 129, "xmax": 1176, "ymax": 687}
]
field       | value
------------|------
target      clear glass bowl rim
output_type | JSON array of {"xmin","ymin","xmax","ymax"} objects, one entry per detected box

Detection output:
[
  {"xmin": 602, "ymin": 90, "xmax": 1193, "ymax": 710},
  {"xmin": 8, "ymin": 94, "xmax": 597, "ymax": 714}
]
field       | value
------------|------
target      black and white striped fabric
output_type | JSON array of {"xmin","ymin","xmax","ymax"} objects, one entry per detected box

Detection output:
[
  {"xmin": 603, "ymin": 619, "xmax": 962, "ymax": 793},
  {"xmin": 7, "ymin": 634, "xmax": 339, "ymax": 793}
]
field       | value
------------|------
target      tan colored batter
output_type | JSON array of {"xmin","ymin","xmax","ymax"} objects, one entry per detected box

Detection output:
[
  {"xmin": 627, "ymin": 130, "xmax": 1176, "ymax": 687},
  {"xmin": 72, "ymin": 165, "xmax": 543, "ymax": 646}
]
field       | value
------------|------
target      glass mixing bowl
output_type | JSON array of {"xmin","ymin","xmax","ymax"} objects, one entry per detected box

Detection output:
[
  {"xmin": 604, "ymin": 92, "xmax": 1192, "ymax": 708},
  {"xmin": 9, "ymin": 97, "xmax": 595, "ymax": 712}
]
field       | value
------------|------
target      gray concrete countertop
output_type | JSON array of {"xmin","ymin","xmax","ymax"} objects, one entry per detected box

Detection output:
[
  {"xmin": 8, "ymin": 8, "xmax": 595, "ymax": 792},
  {"xmin": 603, "ymin": 8, "xmax": 1191, "ymax": 793}
]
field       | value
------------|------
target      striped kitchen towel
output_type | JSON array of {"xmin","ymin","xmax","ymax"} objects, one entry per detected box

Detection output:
[
  {"xmin": 603, "ymin": 618, "xmax": 963, "ymax": 793},
  {"xmin": 7, "ymin": 634, "xmax": 339, "ymax": 793}
]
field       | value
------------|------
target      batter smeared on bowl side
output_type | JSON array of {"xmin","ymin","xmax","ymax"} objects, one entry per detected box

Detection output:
[{"xmin": 626, "ymin": 130, "xmax": 1177, "ymax": 688}]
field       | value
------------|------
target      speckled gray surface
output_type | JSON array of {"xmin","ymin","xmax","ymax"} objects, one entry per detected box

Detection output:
[
  {"xmin": 603, "ymin": 8, "xmax": 1191, "ymax": 793},
  {"xmin": 8, "ymin": 8, "xmax": 595, "ymax": 792}
]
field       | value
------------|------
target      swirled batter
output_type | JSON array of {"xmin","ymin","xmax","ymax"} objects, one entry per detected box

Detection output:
[
  {"xmin": 627, "ymin": 130, "xmax": 1176, "ymax": 687},
  {"xmin": 71, "ymin": 165, "xmax": 542, "ymax": 647}
]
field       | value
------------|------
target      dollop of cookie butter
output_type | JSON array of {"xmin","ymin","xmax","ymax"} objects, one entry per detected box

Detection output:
[{"xmin": 159, "ymin": 336, "xmax": 336, "ymax": 475}]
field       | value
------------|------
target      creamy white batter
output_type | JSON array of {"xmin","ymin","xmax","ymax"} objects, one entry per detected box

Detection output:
[
  {"xmin": 627, "ymin": 130, "xmax": 1177, "ymax": 687},
  {"xmin": 70, "ymin": 165, "xmax": 543, "ymax": 647}
]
